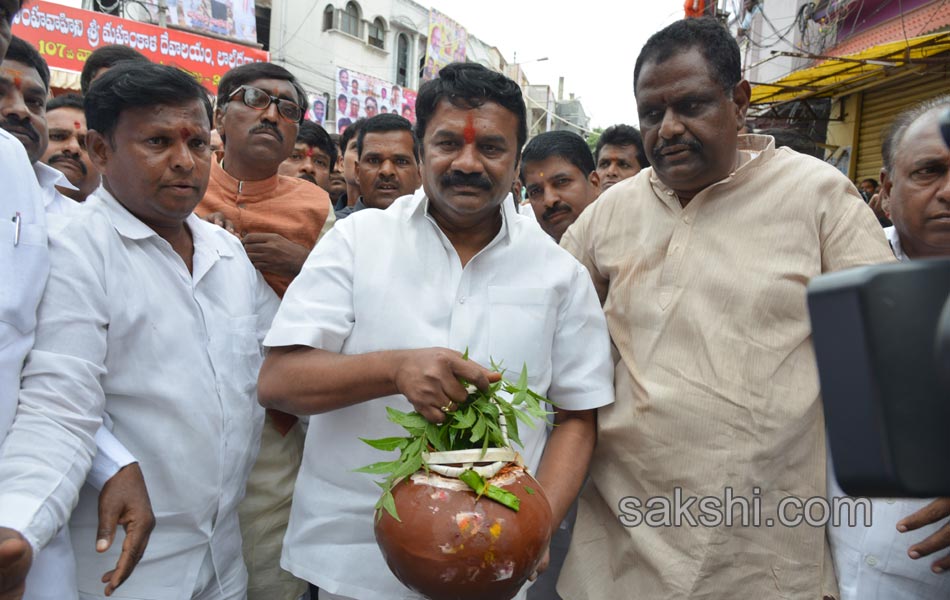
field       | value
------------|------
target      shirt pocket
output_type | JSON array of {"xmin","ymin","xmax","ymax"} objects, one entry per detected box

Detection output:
[
  {"xmin": 230, "ymin": 315, "xmax": 264, "ymax": 395},
  {"xmin": 0, "ymin": 221, "xmax": 49, "ymax": 334},
  {"xmin": 487, "ymin": 286, "xmax": 557, "ymax": 379}
]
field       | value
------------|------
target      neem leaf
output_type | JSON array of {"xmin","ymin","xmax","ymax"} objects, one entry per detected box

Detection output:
[
  {"xmin": 485, "ymin": 485, "xmax": 520, "ymax": 511},
  {"xmin": 355, "ymin": 460, "xmax": 403, "ymax": 475},
  {"xmin": 377, "ymin": 490, "xmax": 400, "ymax": 522},
  {"xmin": 459, "ymin": 469, "xmax": 485, "ymax": 495},
  {"xmin": 524, "ymin": 485, "xmax": 536, "ymax": 495},
  {"xmin": 359, "ymin": 437, "xmax": 409, "ymax": 452},
  {"xmin": 386, "ymin": 406, "xmax": 429, "ymax": 431}
]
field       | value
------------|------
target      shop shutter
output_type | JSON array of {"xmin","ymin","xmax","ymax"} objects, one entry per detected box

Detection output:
[{"xmin": 856, "ymin": 69, "xmax": 950, "ymax": 183}]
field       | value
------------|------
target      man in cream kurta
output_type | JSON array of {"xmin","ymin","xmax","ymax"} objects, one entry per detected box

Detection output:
[{"xmin": 558, "ymin": 18, "xmax": 894, "ymax": 600}]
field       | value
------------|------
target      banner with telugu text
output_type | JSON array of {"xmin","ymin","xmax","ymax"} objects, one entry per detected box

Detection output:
[{"xmin": 12, "ymin": 0, "xmax": 268, "ymax": 93}]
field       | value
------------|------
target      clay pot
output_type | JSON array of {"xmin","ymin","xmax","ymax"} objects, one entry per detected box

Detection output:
[{"xmin": 375, "ymin": 464, "xmax": 553, "ymax": 600}]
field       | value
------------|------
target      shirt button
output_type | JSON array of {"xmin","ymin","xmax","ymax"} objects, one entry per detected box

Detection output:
[
  {"xmin": 459, "ymin": 297, "xmax": 466, "ymax": 304},
  {"xmin": 682, "ymin": 215, "xmax": 691, "ymax": 224},
  {"xmin": 865, "ymin": 555, "xmax": 878, "ymax": 567}
]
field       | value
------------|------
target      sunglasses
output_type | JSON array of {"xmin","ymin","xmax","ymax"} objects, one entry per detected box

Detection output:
[{"xmin": 228, "ymin": 85, "xmax": 304, "ymax": 123}]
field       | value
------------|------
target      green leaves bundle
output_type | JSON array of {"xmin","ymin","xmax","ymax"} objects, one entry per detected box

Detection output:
[{"xmin": 357, "ymin": 362, "xmax": 551, "ymax": 521}]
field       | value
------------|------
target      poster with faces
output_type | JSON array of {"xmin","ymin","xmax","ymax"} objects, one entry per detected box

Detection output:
[
  {"xmin": 334, "ymin": 67, "xmax": 417, "ymax": 133},
  {"xmin": 165, "ymin": 0, "xmax": 258, "ymax": 44},
  {"xmin": 422, "ymin": 8, "xmax": 467, "ymax": 82},
  {"xmin": 305, "ymin": 93, "xmax": 327, "ymax": 126}
]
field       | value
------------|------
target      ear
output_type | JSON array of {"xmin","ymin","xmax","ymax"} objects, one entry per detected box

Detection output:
[
  {"xmin": 589, "ymin": 170, "xmax": 601, "ymax": 190},
  {"xmin": 214, "ymin": 104, "xmax": 226, "ymax": 131},
  {"xmin": 85, "ymin": 130, "xmax": 112, "ymax": 173},
  {"xmin": 880, "ymin": 167, "xmax": 893, "ymax": 219},
  {"xmin": 733, "ymin": 80, "xmax": 752, "ymax": 130}
]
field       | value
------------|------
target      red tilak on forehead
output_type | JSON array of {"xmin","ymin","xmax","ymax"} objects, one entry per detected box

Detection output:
[
  {"xmin": 13, "ymin": 75, "xmax": 22, "ymax": 88},
  {"xmin": 179, "ymin": 128, "xmax": 192, "ymax": 140},
  {"xmin": 306, "ymin": 148, "xmax": 314, "ymax": 158},
  {"xmin": 463, "ymin": 113, "xmax": 476, "ymax": 144},
  {"xmin": 74, "ymin": 121, "xmax": 81, "ymax": 130}
]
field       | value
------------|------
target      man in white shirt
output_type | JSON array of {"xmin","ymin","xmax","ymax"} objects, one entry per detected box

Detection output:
[
  {"xmin": 0, "ymin": 5, "xmax": 50, "ymax": 598},
  {"xmin": 258, "ymin": 62, "xmax": 615, "ymax": 600},
  {"xmin": 40, "ymin": 93, "xmax": 100, "ymax": 205},
  {"xmin": 0, "ymin": 37, "xmax": 158, "ymax": 600},
  {"xmin": 0, "ymin": 61, "xmax": 278, "ymax": 600},
  {"xmin": 828, "ymin": 94, "xmax": 950, "ymax": 600}
]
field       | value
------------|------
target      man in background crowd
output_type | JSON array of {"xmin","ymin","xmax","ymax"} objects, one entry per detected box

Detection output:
[
  {"xmin": 278, "ymin": 120, "xmax": 337, "ymax": 193},
  {"xmin": 827, "ymin": 94, "xmax": 950, "ymax": 600},
  {"xmin": 196, "ymin": 61, "xmax": 333, "ymax": 600},
  {"xmin": 333, "ymin": 118, "xmax": 364, "ymax": 218},
  {"xmin": 592, "ymin": 123, "xmax": 646, "ymax": 193},
  {"xmin": 40, "ymin": 93, "xmax": 100, "ymax": 204},
  {"xmin": 79, "ymin": 44, "xmax": 148, "ymax": 96},
  {"xmin": 337, "ymin": 113, "xmax": 419, "ymax": 218},
  {"xmin": 521, "ymin": 130, "xmax": 598, "ymax": 242}
]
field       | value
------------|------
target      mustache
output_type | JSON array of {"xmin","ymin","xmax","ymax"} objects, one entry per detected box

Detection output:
[
  {"xmin": 250, "ymin": 122, "xmax": 284, "ymax": 142},
  {"xmin": 440, "ymin": 171, "xmax": 492, "ymax": 191},
  {"xmin": 298, "ymin": 173, "xmax": 317, "ymax": 184},
  {"xmin": 48, "ymin": 154, "xmax": 88, "ymax": 176},
  {"xmin": 542, "ymin": 202, "xmax": 572, "ymax": 222},
  {"xmin": 2, "ymin": 118, "xmax": 39, "ymax": 142},
  {"xmin": 653, "ymin": 137, "xmax": 702, "ymax": 160}
]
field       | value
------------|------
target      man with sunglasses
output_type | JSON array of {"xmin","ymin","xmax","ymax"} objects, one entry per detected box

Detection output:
[{"xmin": 195, "ymin": 62, "xmax": 333, "ymax": 600}]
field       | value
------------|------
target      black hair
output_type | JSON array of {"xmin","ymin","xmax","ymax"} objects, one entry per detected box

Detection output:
[
  {"xmin": 5, "ymin": 36, "xmax": 49, "ymax": 90},
  {"xmin": 216, "ymin": 62, "xmax": 307, "ymax": 112},
  {"xmin": 882, "ymin": 94, "xmax": 950, "ymax": 175},
  {"xmin": 634, "ymin": 17, "xmax": 740, "ymax": 93},
  {"xmin": 4, "ymin": 2, "xmax": 23, "ymax": 25},
  {"xmin": 357, "ymin": 113, "xmax": 418, "ymax": 162},
  {"xmin": 80, "ymin": 45, "xmax": 148, "ymax": 95},
  {"xmin": 339, "ymin": 117, "xmax": 365, "ymax": 153},
  {"xmin": 414, "ymin": 62, "xmax": 527, "ymax": 158},
  {"xmin": 47, "ymin": 92, "xmax": 84, "ymax": 112},
  {"xmin": 84, "ymin": 61, "xmax": 213, "ymax": 141},
  {"xmin": 595, "ymin": 124, "xmax": 647, "ymax": 168},
  {"xmin": 519, "ymin": 130, "xmax": 594, "ymax": 184},
  {"xmin": 297, "ymin": 120, "xmax": 337, "ymax": 166},
  {"xmin": 860, "ymin": 177, "xmax": 879, "ymax": 188},
  {"xmin": 757, "ymin": 127, "xmax": 822, "ymax": 159}
]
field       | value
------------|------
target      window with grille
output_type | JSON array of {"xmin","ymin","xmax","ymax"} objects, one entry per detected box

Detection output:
[
  {"xmin": 368, "ymin": 18, "xmax": 385, "ymax": 49},
  {"xmin": 341, "ymin": 2, "xmax": 360, "ymax": 37}
]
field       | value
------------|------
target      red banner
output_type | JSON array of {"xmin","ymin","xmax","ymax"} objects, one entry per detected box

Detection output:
[{"xmin": 12, "ymin": 1, "xmax": 269, "ymax": 92}]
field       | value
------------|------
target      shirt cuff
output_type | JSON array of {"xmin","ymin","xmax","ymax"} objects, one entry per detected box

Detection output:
[{"xmin": 86, "ymin": 426, "xmax": 137, "ymax": 490}]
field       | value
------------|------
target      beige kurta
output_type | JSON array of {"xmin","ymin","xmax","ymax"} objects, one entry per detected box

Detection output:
[{"xmin": 558, "ymin": 135, "xmax": 895, "ymax": 600}]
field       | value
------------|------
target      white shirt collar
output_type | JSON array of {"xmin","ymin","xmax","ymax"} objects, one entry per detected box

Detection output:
[
  {"xmin": 32, "ymin": 160, "xmax": 78, "ymax": 198},
  {"xmin": 407, "ymin": 187, "xmax": 516, "ymax": 247},
  {"xmin": 883, "ymin": 226, "xmax": 907, "ymax": 262},
  {"xmin": 95, "ymin": 187, "xmax": 234, "ymax": 259}
]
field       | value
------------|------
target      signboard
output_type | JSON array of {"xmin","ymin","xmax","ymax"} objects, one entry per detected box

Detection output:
[
  {"xmin": 335, "ymin": 67, "xmax": 417, "ymax": 133},
  {"xmin": 164, "ymin": 0, "xmax": 258, "ymax": 45},
  {"xmin": 12, "ymin": 1, "xmax": 268, "ymax": 92},
  {"xmin": 422, "ymin": 8, "xmax": 466, "ymax": 82}
]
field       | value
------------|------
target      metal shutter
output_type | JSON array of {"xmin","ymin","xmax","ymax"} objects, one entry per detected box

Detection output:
[{"xmin": 856, "ymin": 69, "xmax": 950, "ymax": 182}]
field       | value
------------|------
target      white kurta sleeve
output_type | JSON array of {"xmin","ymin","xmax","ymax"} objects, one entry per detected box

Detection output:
[
  {"xmin": 0, "ymin": 225, "xmax": 109, "ymax": 552},
  {"xmin": 547, "ymin": 262, "xmax": 615, "ymax": 411},
  {"xmin": 86, "ymin": 424, "xmax": 139, "ymax": 491},
  {"xmin": 264, "ymin": 221, "xmax": 356, "ymax": 352}
]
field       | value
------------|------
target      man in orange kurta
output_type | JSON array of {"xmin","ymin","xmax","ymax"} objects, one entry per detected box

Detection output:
[{"xmin": 195, "ymin": 62, "xmax": 333, "ymax": 600}]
